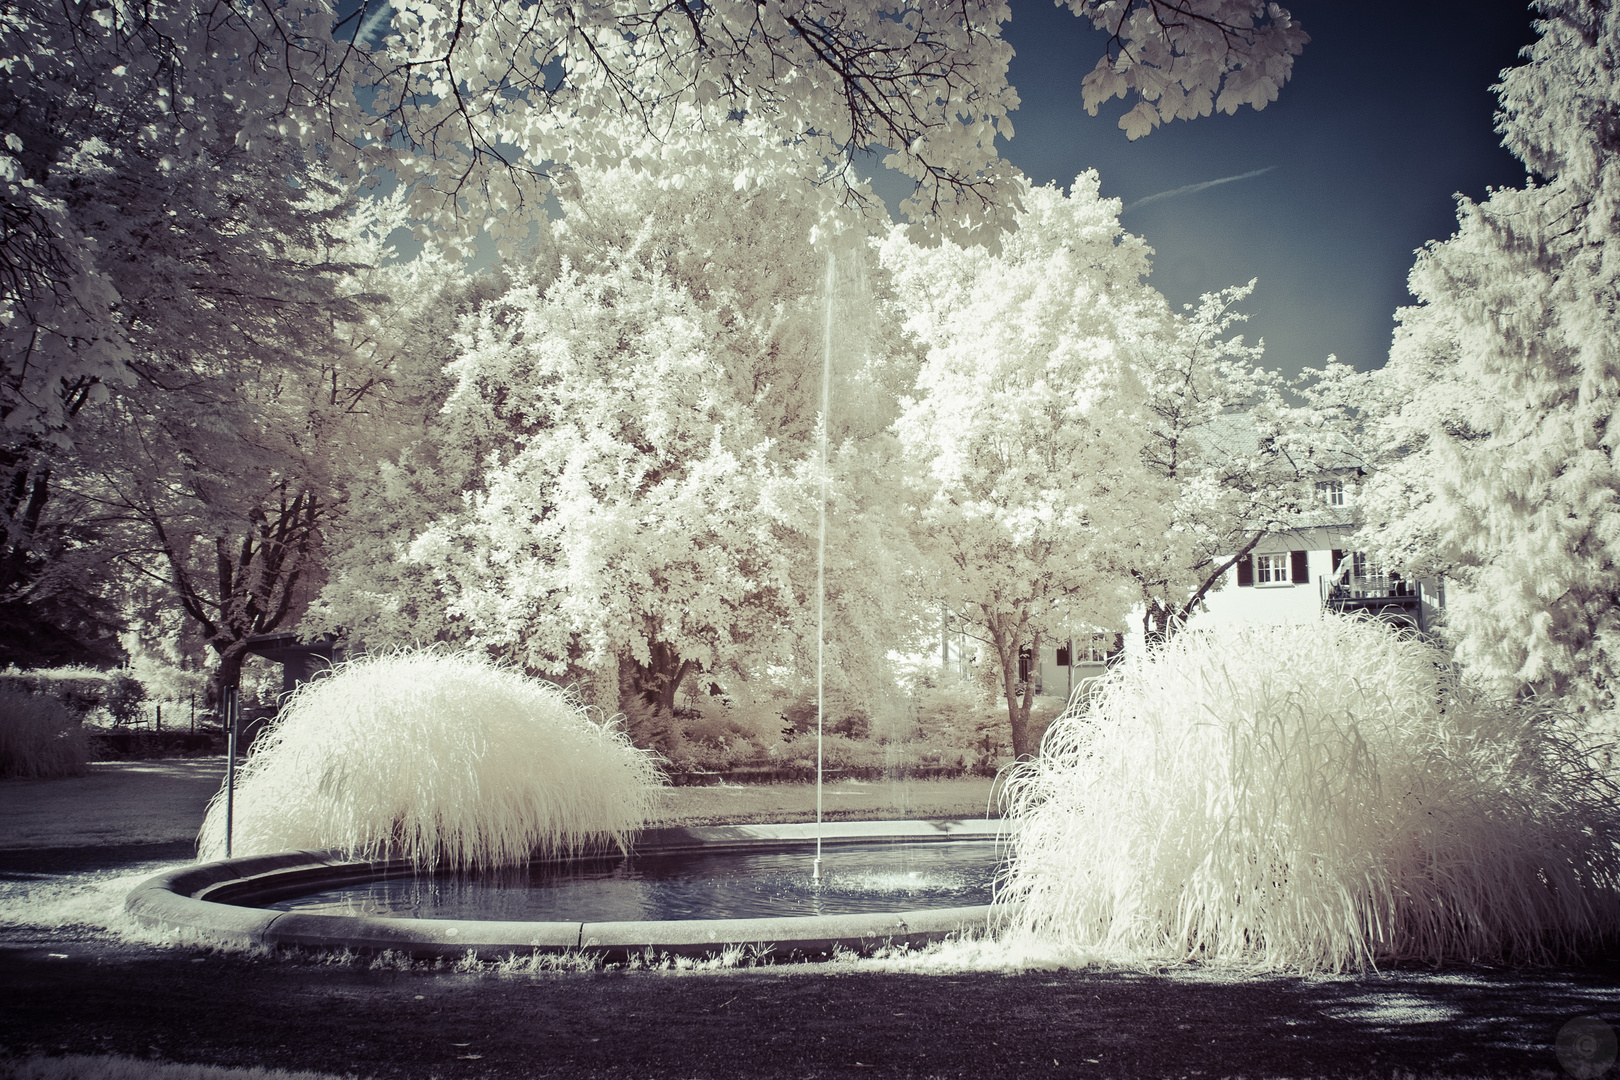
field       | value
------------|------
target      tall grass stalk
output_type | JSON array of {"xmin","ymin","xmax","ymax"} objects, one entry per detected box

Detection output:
[
  {"xmin": 997, "ymin": 616, "xmax": 1620, "ymax": 970},
  {"xmin": 0, "ymin": 690, "xmax": 89, "ymax": 778},
  {"xmin": 197, "ymin": 650, "xmax": 662, "ymax": 869}
]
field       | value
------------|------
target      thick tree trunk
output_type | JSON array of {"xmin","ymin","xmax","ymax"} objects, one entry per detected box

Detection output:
[
  {"xmin": 622, "ymin": 641, "xmax": 696, "ymax": 713},
  {"xmin": 209, "ymin": 638, "xmax": 250, "ymax": 722},
  {"xmin": 614, "ymin": 641, "xmax": 697, "ymax": 757},
  {"xmin": 1143, "ymin": 599, "xmax": 1173, "ymax": 647}
]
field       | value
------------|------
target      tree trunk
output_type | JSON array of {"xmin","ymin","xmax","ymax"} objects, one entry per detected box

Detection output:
[
  {"xmin": 613, "ymin": 641, "xmax": 697, "ymax": 757},
  {"xmin": 1141, "ymin": 531, "xmax": 1268, "ymax": 646},
  {"xmin": 1143, "ymin": 599, "xmax": 1172, "ymax": 647},
  {"xmin": 209, "ymin": 638, "xmax": 250, "ymax": 722},
  {"xmin": 988, "ymin": 617, "xmax": 1038, "ymax": 760},
  {"xmin": 622, "ymin": 640, "xmax": 696, "ymax": 713}
]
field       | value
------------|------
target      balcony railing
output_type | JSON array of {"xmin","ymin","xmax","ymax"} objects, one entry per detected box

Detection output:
[
  {"xmin": 1322, "ymin": 574, "xmax": 1426, "ymax": 629},
  {"xmin": 1333, "ymin": 573, "xmax": 1416, "ymax": 600}
]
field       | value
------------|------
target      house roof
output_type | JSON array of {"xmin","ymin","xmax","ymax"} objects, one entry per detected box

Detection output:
[{"xmin": 1192, "ymin": 409, "xmax": 1361, "ymax": 530}]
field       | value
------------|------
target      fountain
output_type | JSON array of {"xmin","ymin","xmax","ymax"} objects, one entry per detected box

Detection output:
[
  {"xmin": 125, "ymin": 818, "xmax": 1004, "ymax": 960},
  {"xmin": 126, "ymin": 243, "xmax": 1008, "ymax": 962}
]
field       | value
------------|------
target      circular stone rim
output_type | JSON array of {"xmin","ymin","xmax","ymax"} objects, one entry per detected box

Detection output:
[{"xmin": 125, "ymin": 819, "xmax": 1010, "ymax": 960}]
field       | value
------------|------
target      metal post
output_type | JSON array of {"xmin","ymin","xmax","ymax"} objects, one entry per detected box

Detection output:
[
  {"xmin": 1067, "ymin": 637, "xmax": 1073, "ymax": 706},
  {"xmin": 224, "ymin": 684, "xmax": 238, "ymax": 859},
  {"xmin": 155, "ymin": 703, "xmax": 162, "ymax": 733}
]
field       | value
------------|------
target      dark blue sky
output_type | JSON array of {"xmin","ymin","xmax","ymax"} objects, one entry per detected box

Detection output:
[{"xmin": 991, "ymin": 1, "xmax": 1541, "ymax": 376}]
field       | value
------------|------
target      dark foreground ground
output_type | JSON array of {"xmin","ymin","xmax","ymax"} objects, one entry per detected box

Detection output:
[
  {"xmin": 2, "ymin": 767, "xmax": 1618, "ymax": 1079},
  {"xmin": 3, "ymin": 919, "xmax": 1618, "ymax": 1079}
]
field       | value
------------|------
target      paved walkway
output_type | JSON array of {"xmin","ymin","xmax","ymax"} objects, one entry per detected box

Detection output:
[{"xmin": 0, "ymin": 758, "xmax": 223, "ymax": 849}]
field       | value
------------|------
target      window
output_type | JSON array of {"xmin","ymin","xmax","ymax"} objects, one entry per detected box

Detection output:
[
  {"xmin": 1256, "ymin": 552, "xmax": 1290, "ymax": 583},
  {"xmin": 1316, "ymin": 479, "xmax": 1346, "ymax": 507},
  {"xmin": 1058, "ymin": 638, "xmax": 1111, "ymax": 665}
]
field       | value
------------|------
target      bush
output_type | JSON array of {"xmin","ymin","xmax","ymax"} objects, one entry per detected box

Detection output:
[
  {"xmin": 779, "ymin": 691, "xmax": 870, "ymax": 740},
  {"xmin": 911, "ymin": 674, "xmax": 992, "ymax": 747},
  {"xmin": 197, "ymin": 650, "xmax": 663, "ymax": 869},
  {"xmin": 671, "ymin": 708, "xmax": 765, "ymax": 772},
  {"xmin": 102, "ymin": 672, "xmax": 146, "ymax": 726},
  {"xmin": 997, "ymin": 615, "xmax": 1620, "ymax": 971},
  {"xmin": 0, "ymin": 690, "xmax": 88, "ymax": 778},
  {"xmin": 0, "ymin": 666, "xmax": 147, "ymax": 725}
]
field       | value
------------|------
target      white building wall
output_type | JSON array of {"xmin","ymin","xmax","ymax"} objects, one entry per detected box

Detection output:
[
  {"xmin": 1034, "ymin": 650, "xmax": 1107, "ymax": 705},
  {"xmin": 1195, "ymin": 529, "xmax": 1351, "ymax": 630},
  {"xmin": 973, "ymin": 521, "xmax": 1445, "ymax": 704}
]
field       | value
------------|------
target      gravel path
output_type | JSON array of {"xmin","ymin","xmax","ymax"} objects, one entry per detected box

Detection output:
[{"xmin": 2, "ymin": 763, "xmax": 1617, "ymax": 1079}]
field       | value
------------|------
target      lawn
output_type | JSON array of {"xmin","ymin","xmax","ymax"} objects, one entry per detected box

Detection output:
[{"xmin": 0, "ymin": 758, "xmax": 1003, "ymax": 851}]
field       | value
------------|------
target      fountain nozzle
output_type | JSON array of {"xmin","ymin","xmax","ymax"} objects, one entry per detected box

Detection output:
[{"xmin": 812, "ymin": 857, "xmax": 822, "ymax": 885}]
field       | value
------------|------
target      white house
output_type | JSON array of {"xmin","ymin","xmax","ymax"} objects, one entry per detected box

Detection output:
[
  {"xmin": 1027, "ymin": 472, "xmax": 1444, "ymax": 704},
  {"xmin": 1185, "ymin": 471, "xmax": 1443, "ymax": 637}
]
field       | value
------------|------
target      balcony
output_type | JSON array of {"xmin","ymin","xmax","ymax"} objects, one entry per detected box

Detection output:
[{"xmin": 1322, "ymin": 573, "xmax": 1428, "ymax": 630}]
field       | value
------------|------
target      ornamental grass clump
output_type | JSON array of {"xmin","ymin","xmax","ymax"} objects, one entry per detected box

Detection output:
[
  {"xmin": 997, "ymin": 615, "xmax": 1620, "ymax": 971},
  {"xmin": 197, "ymin": 650, "xmax": 661, "ymax": 870},
  {"xmin": 0, "ymin": 690, "xmax": 88, "ymax": 779}
]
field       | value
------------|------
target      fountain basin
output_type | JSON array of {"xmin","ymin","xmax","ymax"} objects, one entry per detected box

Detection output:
[{"xmin": 126, "ymin": 819, "xmax": 1007, "ymax": 960}]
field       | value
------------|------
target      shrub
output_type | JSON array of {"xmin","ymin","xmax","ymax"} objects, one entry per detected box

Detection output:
[
  {"xmin": 103, "ymin": 672, "xmax": 146, "ymax": 726},
  {"xmin": 0, "ymin": 666, "xmax": 147, "ymax": 725},
  {"xmin": 911, "ymin": 674, "xmax": 993, "ymax": 748},
  {"xmin": 997, "ymin": 615, "xmax": 1620, "ymax": 971},
  {"xmin": 672, "ymin": 708, "xmax": 765, "ymax": 771},
  {"xmin": 0, "ymin": 690, "xmax": 88, "ymax": 778},
  {"xmin": 780, "ymin": 691, "xmax": 870, "ymax": 740},
  {"xmin": 766, "ymin": 732, "xmax": 879, "ymax": 772},
  {"xmin": 197, "ymin": 650, "xmax": 663, "ymax": 870}
]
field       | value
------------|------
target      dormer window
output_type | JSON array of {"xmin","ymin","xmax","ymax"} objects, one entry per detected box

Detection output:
[{"xmin": 1316, "ymin": 479, "xmax": 1346, "ymax": 507}]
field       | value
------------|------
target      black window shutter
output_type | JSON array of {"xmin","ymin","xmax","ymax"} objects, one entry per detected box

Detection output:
[
  {"xmin": 1236, "ymin": 554, "xmax": 1254, "ymax": 587},
  {"xmin": 1291, "ymin": 550, "xmax": 1309, "ymax": 584},
  {"xmin": 1331, "ymin": 549, "xmax": 1343, "ymax": 573},
  {"xmin": 1056, "ymin": 645, "xmax": 1071, "ymax": 666}
]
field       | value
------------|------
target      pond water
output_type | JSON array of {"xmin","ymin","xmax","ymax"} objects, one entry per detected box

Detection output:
[{"xmin": 264, "ymin": 839, "xmax": 1006, "ymax": 922}]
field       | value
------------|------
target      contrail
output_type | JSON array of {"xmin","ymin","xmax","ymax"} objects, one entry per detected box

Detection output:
[
  {"xmin": 1123, "ymin": 166, "xmax": 1277, "ymax": 214},
  {"xmin": 357, "ymin": 0, "xmax": 391, "ymax": 47}
]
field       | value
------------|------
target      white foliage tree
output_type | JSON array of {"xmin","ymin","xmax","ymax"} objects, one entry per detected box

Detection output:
[
  {"xmin": 71, "ymin": 196, "xmax": 482, "ymax": 702},
  {"xmin": 1358, "ymin": 0, "xmax": 1620, "ymax": 713},
  {"xmin": 3, "ymin": 0, "xmax": 1308, "ymax": 446},
  {"xmin": 1133, "ymin": 286, "xmax": 1366, "ymax": 643},
  {"xmin": 886, "ymin": 172, "xmax": 1172, "ymax": 757},
  {"xmin": 1133, "ymin": 282, "xmax": 1269, "ymax": 641},
  {"xmin": 312, "ymin": 149, "xmax": 919, "ymax": 736},
  {"xmin": 428, "ymin": 265, "xmax": 802, "ymax": 715},
  {"xmin": 1073, "ymin": 0, "xmax": 1308, "ymax": 140}
]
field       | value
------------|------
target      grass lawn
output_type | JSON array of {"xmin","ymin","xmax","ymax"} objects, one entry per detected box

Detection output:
[
  {"xmin": 0, "ymin": 758, "xmax": 1003, "ymax": 851},
  {"xmin": 651, "ymin": 776, "xmax": 1003, "ymax": 826}
]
